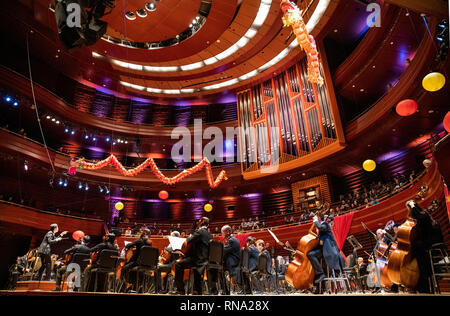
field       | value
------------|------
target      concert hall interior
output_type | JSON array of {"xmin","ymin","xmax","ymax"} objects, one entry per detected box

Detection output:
[{"xmin": 0, "ymin": 0, "xmax": 449, "ymax": 298}]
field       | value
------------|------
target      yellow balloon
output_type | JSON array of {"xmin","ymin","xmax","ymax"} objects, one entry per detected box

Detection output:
[
  {"xmin": 115, "ymin": 202, "xmax": 124, "ymax": 211},
  {"xmin": 422, "ymin": 72, "xmax": 445, "ymax": 92},
  {"xmin": 363, "ymin": 159, "xmax": 376, "ymax": 172},
  {"xmin": 204, "ymin": 203, "xmax": 213, "ymax": 212}
]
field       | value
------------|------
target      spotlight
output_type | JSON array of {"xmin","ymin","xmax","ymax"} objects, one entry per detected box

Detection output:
[
  {"xmin": 113, "ymin": 142, "xmax": 116, "ymax": 145},
  {"xmin": 85, "ymin": 134, "xmax": 89, "ymax": 139},
  {"xmin": 56, "ymin": 120, "xmax": 60, "ymax": 124},
  {"xmin": 78, "ymin": 182, "xmax": 83, "ymax": 189},
  {"xmin": 24, "ymin": 161, "xmax": 29, "ymax": 171},
  {"xmin": 58, "ymin": 178, "xmax": 64, "ymax": 186},
  {"xmin": 63, "ymin": 179, "xmax": 68, "ymax": 187},
  {"xmin": 106, "ymin": 137, "xmax": 110, "ymax": 142},
  {"xmin": 5, "ymin": 96, "xmax": 11, "ymax": 102},
  {"xmin": 13, "ymin": 101, "xmax": 18, "ymax": 107},
  {"xmin": 99, "ymin": 185, "xmax": 104, "ymax": 192},
  {"xmin": 136, "ymin": 9, "xmax": 147, "ymax": 18},
  {"xmin": 145, "ymin": 2, "xmax": 156, "ymax": 11},
  {"xmin": 71, "ymin": 130, "xmax": 75, "ymax": 135},
  {"xmin": 46, "ymin": 115, "xmax": 51, "ymax": 119},
  {"xmin": 106, "ymin": 187, "xmax": 110, "ymax": 194},
  {"xmin": 52, "ymin": 118, "xmax": 56, "ymax": 122},
  {"xmin": 125, "ymin": 11, "xmax": 136, "ymax": 20},
  {"xmin": 85, "ymin": 183, "xmax": 89, "ymax": 191},
  {"xmin": 93, "ymin": 137, "xmax": 97, "ymax": 141},
  {"xmin": 64, "ymin": 128, "xmax": 69, "ymax": 133}
]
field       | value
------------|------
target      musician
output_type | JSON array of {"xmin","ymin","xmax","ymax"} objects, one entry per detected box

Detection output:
[
  {"xmin": 307, "ymin": 215, "xmax": 345, "ymax": 286},
  {"xmin": 36, "ymin": 224, "xmax": 67, "ymax": 281},
  {"xmin": 120, "ymin": 228, "xmax": 152, "ymax": 291},
  {"xmin": 251, "ymin": 239, "xmax": 272, "ymax": 293},
  {"xmin": 237, "ymin": 236, "xmax": 259, "ymax": 294},
  {"xmin": 221, "ymin": 225, "xmax": 240, "ymax": 283},
  {"xmin": 173, "ymin": 217, "xmax": 212, "ymax": 295},
  {"xmin": 406, "ymin": 200, "xmax": 444, "ymax": 293},
  {"xmin": 7, "ymin": 257, "xmax": 25, "ymax": 290},
  {"xmin": 156, "ymin": 231, "xmax": 181, "ymax": 294},
  {"xmin": 54, "ymin": 235, "xmax": 91, "ymax": 291},
  {"xmin": 356, "ymin": 257, "xmax": 368, "ymax": 291}
]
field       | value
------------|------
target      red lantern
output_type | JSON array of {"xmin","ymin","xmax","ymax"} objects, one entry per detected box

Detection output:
[
  {"xmin": 444, "ymin": 111, "xmax": 450, "ymax": 133},
  {"xmin": 396, "ymin": 99, "xmax": 418, "ymax": 116},
  {"xmin": 72, "ymin": 230, "xmax": 85, "ymax": 241},
  {"xmin": 159, "ymin": 190, "xmax": 169, "ymax": 200}
]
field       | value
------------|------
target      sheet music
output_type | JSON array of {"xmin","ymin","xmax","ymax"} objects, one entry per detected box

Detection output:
[
  {"xmin": 168, "ymin": 236, "xmax": 186, "ymax": 250},
  {"xmin": 124, "ymin": 241, "xmax": 131, "ymax": 246},
  {"xmin": 268, "ymin": 229, "xmax": 280, "ymax": 243}
]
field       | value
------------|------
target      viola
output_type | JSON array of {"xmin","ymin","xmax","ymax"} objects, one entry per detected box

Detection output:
[
  {"xmin": 387, "ymin": 217, "xmax": 420, "ymax": 289},
  {"xmin": 284, "ymin": 223, "xmax": 319, "ymax": 290},
  {"xmin": 84, "ymin": 251, "xmax": 99, "ymax": 273},
  {"xmin": 63, "ymin": 252, "xmax": 73, "ymax": 265},
  {"xmin": 159, "ymin": 248, "xmax": 172, "ymax": 279}
]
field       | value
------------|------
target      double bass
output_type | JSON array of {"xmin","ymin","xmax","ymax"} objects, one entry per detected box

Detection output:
[
  {"xmin": 387, "ymin": 217, "xmax": 420, "ymax": 289},
  {"xmin": 284, "ymin": 223, "xmax": 319, "ymax": 290}
]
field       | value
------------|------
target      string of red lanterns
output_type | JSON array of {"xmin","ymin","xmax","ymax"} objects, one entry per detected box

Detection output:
[{"xmin": 75, "ymin": 155, "xmax": 228, "ymax": 189}]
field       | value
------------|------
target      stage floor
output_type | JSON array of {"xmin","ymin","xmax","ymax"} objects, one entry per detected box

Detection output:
[{"xmin": 1, "ymin": 290, "xmax": 449, "ymax": 296}]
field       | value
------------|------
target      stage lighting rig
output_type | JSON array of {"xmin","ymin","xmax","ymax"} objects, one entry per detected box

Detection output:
[{"xmin": 54, "ymin": 0, "xmax": 116, "ymax": 49}]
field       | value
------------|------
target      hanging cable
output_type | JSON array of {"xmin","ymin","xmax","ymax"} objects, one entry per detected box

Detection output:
[{"xmin": 26, "ymin": 32, "xmax": 56, "ymax": 173}]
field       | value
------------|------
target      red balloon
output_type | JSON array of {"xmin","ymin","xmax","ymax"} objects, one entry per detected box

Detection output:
[
  {"xmin": 444, "ymin": 111, "xmax": 450, "ymax": 133},
  {"xmin": 159, "ymin": 190, "xmax": 169, "ymax": 200},
  {"xmin": 72, "ymin": 230, "xmax": 85, "ymax": 241},
  {"xmin": 396, "ymin": 99, "xmax": 418, "ymax": 116}
]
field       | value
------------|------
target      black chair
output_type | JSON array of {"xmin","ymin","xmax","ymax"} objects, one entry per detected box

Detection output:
[
  {"xmin": 64, "ymin": 253, "xmax": 91, "ymax": 291},
  {"xmin": 88, "ymin": 249, "xmax": 119, "ymax": 292},
  {"xmin": 204, "ymin": 240, "xmax": 227, "ymax": 294},
  {"xmin": 237, "ymin": 248, "xmax": 251, "ymax": 294},
  {"xmin": 131, "ymin": 246, "xmax": 159, "ymax": 293},
  {"xmin": 252, "ymin": 253, "xmax": 270, "ymax": 293}
]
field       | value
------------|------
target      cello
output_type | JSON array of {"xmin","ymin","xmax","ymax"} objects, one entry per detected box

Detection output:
[
  {"xmin": 387, "ymin": 217, "xmax": 420, "ymax": 289},
  {"xmin": 115, "ymin": 247, "xmax": 136, "ymax": 279},
  {"xmin": 283, "ymin": 223, "xmax": 319, "ymax": 290}
]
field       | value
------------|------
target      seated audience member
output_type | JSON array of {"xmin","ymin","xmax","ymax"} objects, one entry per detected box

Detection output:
[{"xmin": 124, "ymin": 227, "xmax": 132, "ymax": 236}]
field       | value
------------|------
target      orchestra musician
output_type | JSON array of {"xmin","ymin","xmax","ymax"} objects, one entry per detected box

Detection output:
[
  {"xmin": 54, "ymin": 235, "xmax": 91, "ymax": 291},
  {"xmin": 7, "ymin": 257, "xmax": 26, "ymax": 290},
  {"xmin": 120, "ymin": 228, "xmax": 152, "ymax": 292},
  {"xmin": 356, "ymin": 257, "xmax": 368, "ymax": 291},
  {"xmin": 36, "ymin": 224, "xmax": 67, "ymax": 281},
  {"xmin": 156, "ymin": 231, "xmax": 181, "ymax": 294},
  {"xmin": 173, "ymin": 217, "xmax": 212, "ymax": 295},
  {"xmin": 221, "ymin": 225, "xmax": 240, "ymax": 285},
  {"xmin": 405, "ymin": 200, "xmax": 444, "ymax": 293},
  {"xmin": 237, "ymin": 236, "xmax": 259, "ymax": 294},
  {"xmin": 251, "ymin": 239, "xmax": 272, "ymax": 293},
  {"xmin": 307, "ymin": 215, "xmax": 345, "ymax": 288}
]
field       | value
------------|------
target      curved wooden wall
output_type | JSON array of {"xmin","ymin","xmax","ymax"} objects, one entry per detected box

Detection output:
[{"xmin": 0, "ymin": 202, "xmax": 104, "ymax": 236}]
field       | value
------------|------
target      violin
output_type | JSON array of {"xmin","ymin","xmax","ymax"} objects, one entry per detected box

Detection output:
[
  {"xmin": 387, "ymin": 217, "xmax": 420, "ymax": 289},
  {"xmin": 284, "ymin": 223, "xmax": 319, "ymax": 290},
  {"xmin": 63, "ymin": 252, "xmax": 73, "ymax": 265},
  {"xmin": 158, "ymin": 248, "xmax": 172, "ymax": 279}
]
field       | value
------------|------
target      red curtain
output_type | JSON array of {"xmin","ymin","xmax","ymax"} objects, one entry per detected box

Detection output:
[
  {"xmin": 219, "ymin": 232, "xmax": 250, "ymax": 248},
  {"xmin": 445, "ymin": 184, "xmax": 450, "ymax": 224},
  {"xmin": 331, "ymin": 212, "xmax": 355, "ymax": 260}
]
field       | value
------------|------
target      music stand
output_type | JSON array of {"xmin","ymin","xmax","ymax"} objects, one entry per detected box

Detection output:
[{"xmin": 347, "ymin": 235, "xmax": 363, "ymax": 250}]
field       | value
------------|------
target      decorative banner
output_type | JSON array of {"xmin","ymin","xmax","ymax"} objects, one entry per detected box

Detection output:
[
  {"xmin": 75, "ymin": 154, "xmax": 228, "ymax": 189},
  {"xmin": 280, "ymin": 0, "xmax": 323, "ymax": 85}
]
